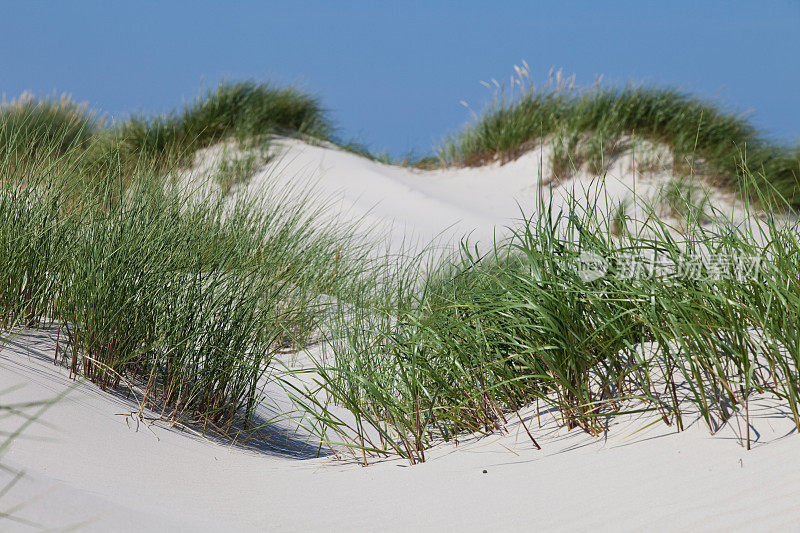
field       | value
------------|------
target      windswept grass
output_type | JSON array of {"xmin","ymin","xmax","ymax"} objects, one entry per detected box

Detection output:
[
  {"xmin": 0, "ymin": 124, "xmax": 358, "ymax": 430},
  {"xmin": 290, "ymin": 165, "xmax": 800, "ymax": 464},
  {"xmin": 0, "ymin": 93, "xmax": 98, "ymax": 160},
  {"xmin": 1, "ymin": 81, "xmax": 331, "ymax": 193},
  {"xmin": 442, "ymin": 65, "xmax": 800, "ymax": 206},
  {"xmin": 116, "ymin": 81, "xmax": 331, "ymax": 168},
  {"xmin": 3, "ymin": 74, "xmax": 800, "ymax": 465},
  {"xmin": 0, "ymin": 81, "xmax": 350, "ymax": 434}
]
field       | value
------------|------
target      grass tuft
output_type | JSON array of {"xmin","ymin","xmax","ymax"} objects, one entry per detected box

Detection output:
[
  {"xmin": 116, "ymin": 81, "xmax": 331, "ymax": 168},
  {"xmin": 0, "ymin": 92, "xmax": 98, "ymax": 160},
  {"xmin": 290, "ymin": 163, "xmax": 800, "ymax": 464},
  {"xmin": 0, "ymin": 122, "xmax": 357, "ymax": 431},
  {"xmin": 441, "ymin": 66, "xmax": 800, "ymax": 207}
]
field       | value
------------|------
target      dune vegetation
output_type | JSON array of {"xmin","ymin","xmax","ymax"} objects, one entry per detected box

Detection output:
[
  {"xmin": 441, "ymin": 65, "xmax": 800, "ymax": 207},
  {"xmin": 296, "ymin": 177, "xmax": 800, "ymax": 464},
  {"xmin": 1, "ymin": 76, "xmax": 800, "ymax": 464},
  {"xmin": 115, "ymin": 81, "xmax": 331, "ymax": 170},
  {"xmin": 0, "ymin": 84, "xmax": 354, "ymax": 431},
  {"xmin": 0, "ymin": 81, "xmax": 332, "ymax": 192}
]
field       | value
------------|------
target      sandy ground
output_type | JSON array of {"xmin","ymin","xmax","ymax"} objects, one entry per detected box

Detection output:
[
  {"xmin": 1, "ymin": 140, "xmax": 797, "ymax": 531},
  {"xmin": 2, "ymin": 328, "xmax": 798, "ymax": 532}
]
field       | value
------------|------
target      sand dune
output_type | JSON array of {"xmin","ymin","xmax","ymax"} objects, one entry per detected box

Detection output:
[
  {"xmin": 187, "ymin": 137, "xmax": 737, "ymax": 252},
  {"xmin": 3, "ymin": 327, "xmax": 798, "ymax": 531},
  {"xmin": 2, "ymin": 140, "xmax": 797, "ymax": 531}
]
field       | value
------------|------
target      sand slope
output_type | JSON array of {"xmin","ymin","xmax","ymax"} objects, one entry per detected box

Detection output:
[
  {"xmin": 2, "ymin": 140, "xmax": 797, "ymax": 531},
  {"xmin": 2, "ymin": 328, "xmax": 798, "ymax": 532},
  {"xmin": 189, "ymin": 137, "xmax": 736, "ymax": 252}
]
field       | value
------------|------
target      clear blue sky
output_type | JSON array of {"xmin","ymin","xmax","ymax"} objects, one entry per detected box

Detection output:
[{"xmin": 2, "ymin": 1, "xmax": 797, "ymax": 157}]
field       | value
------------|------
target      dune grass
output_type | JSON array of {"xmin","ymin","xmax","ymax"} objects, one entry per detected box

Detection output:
[
  {"xmin": 441, "ymin": 66, "xmax": 800, "ymax": 207},
  {"xmin": 0, "ymin": 93, "xmax": 98, "ymax": 159},
  {"xmin": 287, "ymin": 166, "xmax": 800, "ymax": 464},
  {"xmin": 0, "ymin": 117, "xmax": 357, "ymax": 430},
  {"xmin": 116, "ymin": 81, "xmax": 331, "ymax": 169},
  {"xmin": 3, "ymin": 75, "xmax": 800, "ymax": 464},
  {"xmin": 211, "ymin": 143, "xmax": 271, "ymax": 195},
  {"xmin": 0, "ymin": 80, "xmax": 346, "ymax": 432},
  {"xmin": 1, "ymin": 81, "xmax": 331, "ymax": 192}
]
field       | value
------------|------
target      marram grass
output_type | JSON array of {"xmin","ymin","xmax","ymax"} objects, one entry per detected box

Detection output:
[
  {"xmin": 1, "ymin": 80, "xmax": 332, "ymax": 192},
  {"xmin": 441, "ymin": 65, "xmax": 800, "ymax": 207},
  {"xmin": 0, "ymin": 92, "xmax": 98, "ymax": 159},
  {"xmin": 2, "ymin": 76, "xmax": 800, "ymax": 463},
  {"xmin": 0, "ymin": 124, "xmax": 358, "ymax": 431},
  {"xmin": 115, "ymin": 80, "xmax": 331, "ymax": 168},
  {"xmin": 290, "ymin": 169, "xmax": 800, "ymax": 465}
]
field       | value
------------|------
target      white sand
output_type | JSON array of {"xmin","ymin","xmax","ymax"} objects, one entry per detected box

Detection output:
[
  {"xmin": 2, "ymin": 140, "xmax": 798, "ymax": 531},
  {"xmin": 190, "ymin": 136, "xmax": 739, "ymax": 253}
]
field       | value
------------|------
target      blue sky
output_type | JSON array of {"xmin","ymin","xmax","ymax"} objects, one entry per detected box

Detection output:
[{"xmin": 2, "ymin": 1, "xmax": 797, "ymax": 157}]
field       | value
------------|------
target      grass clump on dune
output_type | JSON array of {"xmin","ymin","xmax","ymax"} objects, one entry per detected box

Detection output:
[
  {"xmin": 0, "ymin": 92, "xmax": 98, "ymax": 159},
  {"xmin": 1, "ymin": 81, "xmax": 331, "ymax": 193},
  {"xmin": 441, "ymin": 65, "xmax": 800, "ymax": 206},
  {"xmin": 0, "ymin": 121, "xmax": 355, "ymax": 430},
  {"xmin": 116, "ymin": 81, "xmax": 332, "ymax": 168},
  {"xmin": 0, "ymin": 81, "xmax": 346, "ymax": 432},
  {"xmin": 293, "ymin": 168, "xmax": 800, "ymax": 465}
]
